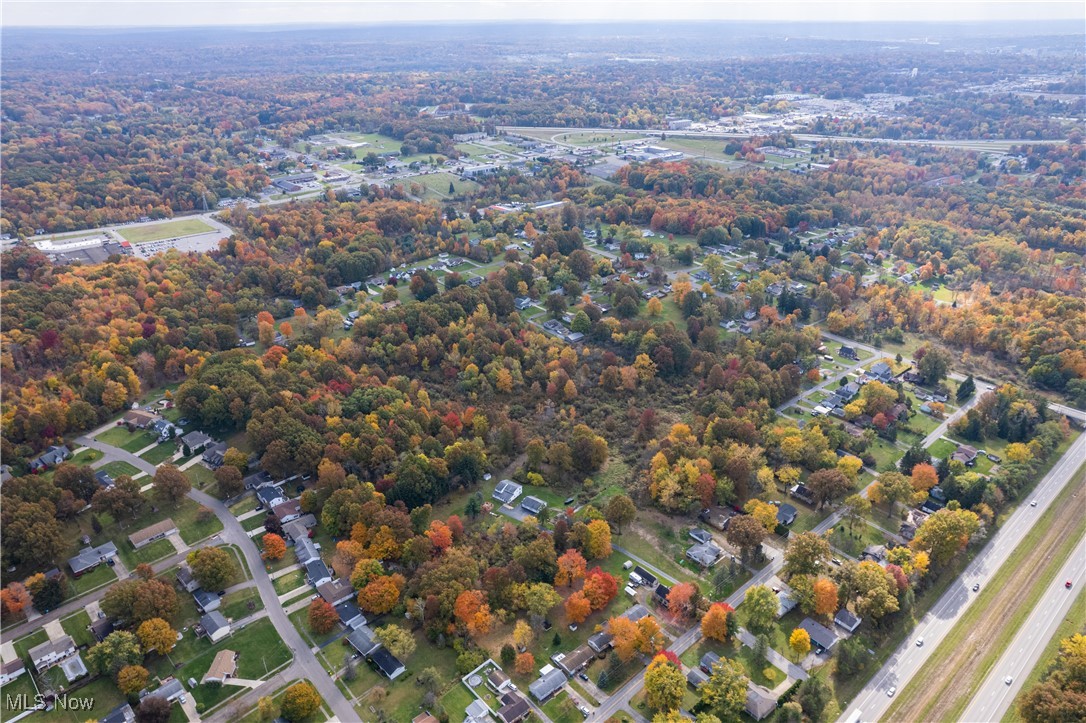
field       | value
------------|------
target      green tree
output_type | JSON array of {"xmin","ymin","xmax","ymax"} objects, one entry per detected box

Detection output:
[
  {"xmin": 842, "ymin": 494, "xmax": 871, "ymax": 533},
  {"xmin": 700, "ymin": 656, "xmax": 748, "ymax": 720},
  {"xmin": 603, "ymin": 494, "xmax": 636, "ymax": 532},
  {"xmin": 743, "ymin": 584, "xmax": 778, "ymax": 635},
  {"xmin": 86, "ymin": 630, "xmax": 143, "ymax": 678},
  {"xmin": 644, "ymin": 654, "xmax": 686, "ymax": 712},
  {"xmin": 783, "ymin": 531, "xmax": 830, "ymax": 579},
  {"xmin": 374, "ymin": 624, "xmax": 416, "ymax": 660},
  {"xmin": 187, "ymin": 546, "xmax": 233, "ymax": 591},
  {"xmin": 956, "ymin": 375, "xmax": 976, "ymax": 402}
]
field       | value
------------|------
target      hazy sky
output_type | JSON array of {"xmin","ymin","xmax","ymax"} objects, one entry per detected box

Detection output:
[{"xmin": 5, "ymin": 0, "xmax": 1084, "ymax": 28}]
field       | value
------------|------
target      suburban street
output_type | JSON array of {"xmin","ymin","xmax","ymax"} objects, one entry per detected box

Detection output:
[
  {"xmin": 72, "ymin": 434, "xmax": 359, "ymax": 722},
  {"xmin": 837, "ymin": 424, "xmax": 1086, "ymax": 723},
  {"xmin": 961, "ymin": 534, "xmax": 1086, "ymax": 723}
]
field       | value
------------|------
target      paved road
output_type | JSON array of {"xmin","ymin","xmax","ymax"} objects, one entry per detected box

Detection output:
[
  {"xmin": 74, "ymin": 435, "xmax": 358, "ymax": 722},
  {"xmin": 961, "ymin": 534, "xmax": 1086, "ymax": 722},
  {"xmin": 837, "ymin": 428, "xmax": 1086, "ymax": 722}
]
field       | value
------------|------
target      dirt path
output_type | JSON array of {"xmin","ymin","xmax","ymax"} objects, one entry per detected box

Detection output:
[{"xmin": 885, "ymin": 482, "xmax": 1086, "ymax": 723}]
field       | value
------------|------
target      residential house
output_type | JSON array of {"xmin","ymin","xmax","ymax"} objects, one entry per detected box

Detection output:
[
  {"xmin": 99, "ymin": 702, "xmax": 136, "ymax": 723},
  {"xmin": 193, "ymin": 589, "xmax": 221, "ymax": 613},
  {"xmin": 487, "ymin": 668, "xmax": 514, "ymax": 694},
  {"xmin": 371, "ymin": 647, "xmax": 406, "ymax": 680},
  {"xmin": 699, "ymin": 506, "xmax": 734, "ymax": 531},
  {"xmin": 688, "ymin": 528, "xmax": 713, "ymax": 545},
  {"xmin": 150, "ymin": 419, "xmax": 177, "ymax": 441},
  {"xmin": 68, "ymin": 542, "xmax": 118, "ymax": 577},
  {"xmin": 653, "ymin": 582, "xmax": 671, "ymax": 606},
  {"xmin": 181, "ymin": 431, "xmax": 214, "ymax": 453},
  {"xmin": 839, "ymin": 346, "xmax": 859, "ymax": 360},
  {"xmin": 686, "ymin": 541, "xmax": 724, "ymax": 568},
  {"xmin": 244, "ymin": 471, "xmax": 274, "ymax": 490},
  {"xmin": 140, "ymin": 677, "xmax": 185, "ymax": 703},
  {"xmin": 89, "ymin": 616, "xmax": 115, "ymax": 642},
  {"xmin": 868, "ymin": 361, "xmax": 894, "ymax": 382},
  {"xmin": 686, "ymin": 667, "xmax": 710, "ymax": 688},
  {"xmin": 256, "ymin": 486, "xmax": 287, "ymax": 509},
  {"xmin": 529, "ymin": 666, "xmax": 567, "ymax": 702},
  {"xmin": 283, "ymin": 515, "xmax": 317, "ymax": 543},
  {"xmin": 552, "ymin": 645, "xmax": 595, "ymax": 676},
  {"xmin": 834, "ymin": 609, "xmax": 863, "ymax": 633},
  {"xmin": 128, "ymin": 519, "xmax": 177, "ymax": 549},
  {"xmin": 700, "ymin": 651, "xmax": 721, "ymax": 673},
  {"xmin": 202, "ymin": 442, "xmax": 228, "ymax": 468},
  {"xmin": 952, "ymin": 445, "xmax": 979, "ymax": 466},
  {"xmin": 746, "ymin": 683, "xmax": 778, "ymax": 720},
  {"xmin": 629, "ymin": 567, "xmax": 657, "ymax": 588},
  {"xmin": 1, "ymin": 659, "xmax": 26, "ymax": 685},
  {"xmin": 466, "ymin": 276, "xmax": 484, "ymax": 288},
  {"xmin": 776, "ymin": 503, "xmax": 798, "ymax": 526},
  {"xmin": 347, "ymin": 626, "xmax": 380, "ymax": 657},
  {"xmin": 798, "ymin": 617, "xmax": 838, "ymax": 652},
  {"xmin": 412, "ymin": 713, "xmax": 440, "ymax": 723},
  {"xmin": 317, "ymin": 578, "xmax": 354, "ymax": 606},
  {"xmin": 0, "ymin": 464, "xmax": 12, "ymax": 484},
  {"xmin": 95, "ymin": 471, "xmax": 115, "ymax": 489},
  {"xmin": 514, "ymin": 297, "xmax": 533, "ymax": 311},
  {"xmin": 305, "ymin": 559, "xmax": 333, "ymax": 588},
  {"xmin": 835, "ymin": 382, "xmax": 861, "ymax": 402},
  {"xmin": 202, "ymin": 650, "xmax": 238, "ymax": 684},
  {"xmin": 29, "ymin": 636, "xmax": 77, "ymax": 672},
  {"xmin": 294, "ymin": 536, "xmax": 321, "ymax": 565},
  {"xmin": 588, "ymin": 630, "xmax": 614, "ymax": 653},
  {"xmin": 176, "ymin": 564, "xmax": 199, "ymax": 593},
  {"xmin": 862, "ymin": 545, "xmax": 887, "ymax": 563},
  {"xmin": 520, "ymin": 496, "xmax": 547, "ymax": 516},
  {"xmin": 495, "ymin": 691, "xmax": 531, "ymax": 723},
  {"xmin": 200, "ymin": 612, "xmax": 231, "ymax": 643},
  {"xmin": 899, "ymin": 509, "xmax": 929, "ymax": 541},
  {"xmin": 272, "ymin": 499, "xmax": 303, "ymax": 524},
  {"xmin": 492, "ymin": 480, "xmax": 523, "ymax": 505},
  {"xmin": 790, "ymin": 484, "xmax": 816, "ymax": 505},
  {"xmin": 29, "ymin": 445, "xmax": 71, "ymax": 472},
  {"xmin": 335, "ymin": 600, "xmax": 366, "ymax": 630},
  {"xmin": 122, "ymin": 409, "xmax": 160, "ymax": 428}
]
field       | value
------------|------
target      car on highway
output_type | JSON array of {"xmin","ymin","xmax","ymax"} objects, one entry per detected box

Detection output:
[
  {"xmin": 915, "ymin": 638, "xmax": 924, "ymax": 647},
  {"xmin": 1030, "ymin": 500, "xmax": 1038, "ymax": 507},
  {"xmin": 887, "ymin": 686, "xmax": 897, "ymax": 697},
  {"xmin": 1005, "ymin": 676, "xmax": 1014, "ymax": 685},
  {"xmin": 1067, "ymin": 580, "xmax": 1074, "ymax": 589},
  {"xmin": 972, "ymin": 583, "xmax": 980, "ymax": 592}
]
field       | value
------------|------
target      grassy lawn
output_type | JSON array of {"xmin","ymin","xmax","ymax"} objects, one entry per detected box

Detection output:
[
  {"xmin": 0, "ymin": 674, "xmax": 38, "ymax": 719},
  {"xmin": 358, "ymin": 628, "xmax": 461, "ymax": 722},
  {"xmin": 118, "ymin": 218, "xmax": 215, "ymax": 243},
  {"xmin": 229, "ymin": 496, "xmax": 259, "ymax": 516},
  {"xmin": 60, "ymin": 610, "xmax": 94, "ymax": 647},
  {"xmin": 28, "ymin": 674, "xmax": 127, "ymax": 722},
  {"xmin": 140, "ymin": 442, "xmax": 179, "ymax": 465},
  {"xmin": 927, "ymin": 438, "xmax": 957, "ymax": 459},
  {"xmin": 185, "ymin": 463, "xmax": 217, "ymax": 491},
  {"xmin": 289, "ymin": 607, "xmax": 340, "ymax": 649},
  {"xmin": 540, "ymin": 690, "xmax": 580, "ymax": 723},
  {"xmin": 242, "ymin": 513, "xmax": 269, "ymax": 532},
  {"xmin": 13, "ymin": 629, "xmax": 49, "ymax": 662},
  {"xmin": 827, "ymin": 522, "xmax": 887, "ymax": 559},
  {"xmin": 412, "ymin": 172, "xmax": 481, "ymax": 200},
  {"xmin": 96, "ymin": 425, "xmax": 146, "ymax": 447},
  {"xmin": 179, "ymin": 618, "xmax": 292, "ymax": 714},
  {"xmin": 1002, "ymin": 586, "xmax": 1086, "ymax": 722},
  {"xmin": 437, "ymin": 683, "xmax": 476, "ymax": 722},
  {"xmin": 69, "ymin": 563, "xmax": 117, "ymax": 596},
  {"xmin": 238, "ymin": 680, "xmax": 327, "ymax": 723},
  {"xmin": 120, "ymin": 431, "xmax": 160, "ymax": 453},
  {"xmin": 175, "ymin": 498, "xmax": 225, "ymax": 544},
  {"xmin": 273, "ymin": 569, "xmax": 307, "ymax": 596},
  {"xmin": 68, "ymin": 448, "xmax": 103, "ymax": 466},
  {"xmin": 220, "ymin": 588, "xmax": 263, "ymax": 620},
  {"xmin": 98, "ymin": 460, "xmax": 140, "ymax": 478},
  {"xmin": 866, "ymin": 437, "xmax": 904, "ymax": 472},
  {"xmin": 117, "ymin": 537, "xmax": 176, "ymax": 569}
]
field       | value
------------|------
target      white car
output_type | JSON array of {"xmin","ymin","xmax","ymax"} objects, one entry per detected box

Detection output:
[
  {"xmin": 887, "ymin": 686, "xmax": 897, "ymax": 697},
  {"xmin": 915, "ymin": 638, "xmax": 924, "ymax": 647},
  {"xmin": 1005, "ymin": 676, "xmax": 1014, "ymax": 685},
  {"xmin": 1030, "ymin": 500, "xmax": 1038, "ymax": 507}
]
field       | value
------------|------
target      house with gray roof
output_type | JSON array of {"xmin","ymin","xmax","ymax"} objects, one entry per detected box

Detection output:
[
  {"xmin": 686, "ymin": 541, "xmax": 724, "ymax": 567},
  {"xmin": 294, "ymin": 536, "xmax": 321, "ymax": 565},
  {"xmin": 493, "ymin": 480, "xmax": 522, "ymax": 506},
  {"xmin": 305, "ymin": 559, "xmax": 333, "ymax": 588},
  {"xmin": 29, "ymin": 636, "xmax": 77, "ymax": 672},
  {"xmin": 798, "ymin": 617, "xmax": 838, "ymax": 652},
  {"xmin": 520, "ymin": 496, "xmax": 547, "ymax": 516},
  {"xmin": 68, "ymin": 542, "xmax": 118, "ymax": 577},
  {"xmin": 30, "ymin": 445, "xmax": 71, "ymax": 472},
  {"xmin": 193, "ymin": 588, "xmax": 221, "ymax": 613},
  {"xmin": 529, "ymin": 667, "xmax": 567, "ymax": 701},
  {"xmin": 200, "ymin": 612, "xmax": 231, "ymax": 643}
]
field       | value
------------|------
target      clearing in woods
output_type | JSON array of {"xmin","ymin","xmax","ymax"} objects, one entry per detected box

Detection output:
[
  {"xmin": 118, "ymin": 218, "xmax": 215, "ymax": 243},
  {"xmin": 884, "ymin": 464, "xmax": 1086, "ymax": 723}
]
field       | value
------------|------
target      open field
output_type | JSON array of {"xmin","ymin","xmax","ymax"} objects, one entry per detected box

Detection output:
[
  {"xmin": 885, "ymin": 462, "xmax": 1086, "ymax": 723},
  {"xmin": 118, "ymin": 218, "xmax": 215, "ymax": 243},
  {"xmin": 410, "ymin": 171, "xmax": 482, "ymax": 199}
]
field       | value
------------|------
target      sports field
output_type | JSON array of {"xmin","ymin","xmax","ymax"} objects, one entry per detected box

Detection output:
[{"xmin": 118, "ymin": 218, "xmax": 216, "ymax": 243}]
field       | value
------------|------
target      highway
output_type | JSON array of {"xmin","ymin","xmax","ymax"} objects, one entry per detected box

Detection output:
[
  {"xmin": 961, "ymin": 534, "xmax": 1086, "ymax": 723},
  {"xmin": 837, "ymin": 426, "xmax": 1086, "ymax": 723}
]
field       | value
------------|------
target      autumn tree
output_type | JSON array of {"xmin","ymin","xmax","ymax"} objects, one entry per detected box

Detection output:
[
  {"xmin": 555, "ymin": 549, "xmax": 587, "ymax": 588},
  {"xmin": 644, "ymin": 654, "xmax": 686, "ymax": 712},
  {"xmin": 214, "ymin": 465, "xmax": 244, "ymax": 498},
  {"xmin": 187, "ymin": 546, "xmax": 233, "ymax": 591},
  {"xmin": 262, "ymin": 533, "xmax": 286, "ymax": 561},
  {"xmin": 789, "ymin": 628, "xmax": 811, "ymax": 659},
  {"xmin": 256, "ymin": 695, "xmax": 280, "ymax": 722},
  {"xmin": 842, "ymin": 494, "xmax": 871, "ymax": 533},
  {"xmin": 358, "ymin": 575, "xmax": 403, "ymax": 615},
  {"xmin": 117, "ymin": 664, "xmax": 150, "ymax": 695},
  {"xmin": 514, "ymin": 651, "xmax": 536, "ymax": 675},
  {"xmin": 564, "ymin": 591, "xmax": 592, "ymax": 624},
  {"xmin": 783, "ymin": 531, "xmax": 831, "ymax": 579},
  {"xmin": 744, "ymin": 499, "xmax": 779, "ymax": 533},
  {"xmin": 726, "ymin": 514, "xmax": 765, "ymax": 562},
  {"xmin": 582, "ymin": 568, "xmax": 619, "ymax": 610},
  {"xmin": 701, "ymin": 603, "xmax": 734, "ymax": 641},
  {"xmin": 374, "ymin": 624, "xmax": 416, "ymax": 660},
  {"xmin": 852, "ymin": 561, "xmax": 900, "ymax": 621},
  {"xmin": 911, "ymin": 508, "xmax": 981, "ymax": 565},
  {"xmin": 281, "ymin": 681, "xmax": 321, "ymax": 721},
  {"xmin": 102, "ymin": 578, "xmax": 178, "ymax": 624},
  {"xmin": 87, "ymin": 630, "xmax": 143, "ymax": 678},
  {"xmin": 604, "ymin": 494, "xmax": 636, "ymax": 532},
  {"xmin": 0, "ymin": 582, "xmax": 31, "ymax": 619},
  {"xmin": 454, "ymin": 590, "xmax": 493, "ymax": 637},
  {"xmin": 813, "ymin": 577, "xmax": 839, "ymax": 618},
  {"xmin": 806, "ymin": 468, "xmax": 852, "ymax": 509},
  {"xmin": 609, "ymin": 615, "xmax": 641, "ymax": 661},
  {"xmin": 152, "ymin": 464, "xmax": 191, "ymax": 505},
  {"xmin": 911, "ymin": 463, "xmax": 939, "ymax": 493},
  {"xmin": 700, "ymin": 657, "xmax": 748, "ymax": 720},
  {"xmin": 584, "ymin": 519, "xmax": 612, "ymax": 559},
  {"xmin": 513, "ymin": 619, "xmax": 534, "ymax": 650},
  {"xmin": 137, "ymin": 618, "xmax": 177, "ymax": 655},
  {"xmin": 868, "ymin": 471, "xmax": 914, "ymax": 518},
  {"xmin": 637, "ymin": 615, "xmax": 666, "ymax": 654},
  {"xmin": 667, "ymin": 582, "xmax": 697, "ymax": 618},
  {"xmin": 308, "ymin": 599, "xmax": 339, "ymax": 634}
]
